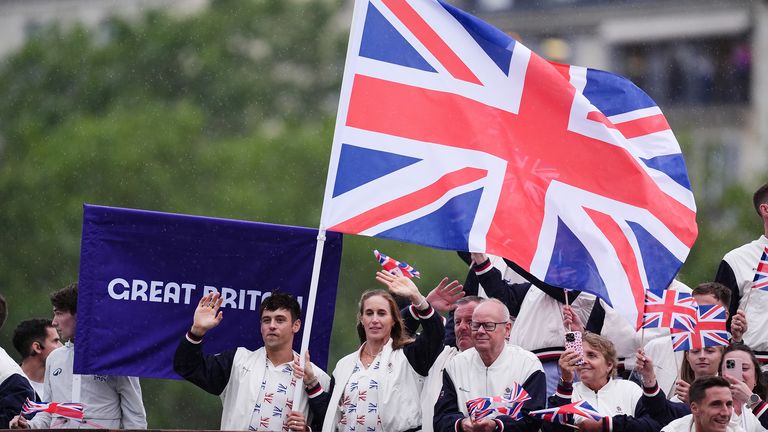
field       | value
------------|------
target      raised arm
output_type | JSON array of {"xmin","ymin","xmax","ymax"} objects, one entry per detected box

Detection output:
[
  {"xmin": 376, "ymin": 272, "xmax": 447, "ymax": 376},
  {"xmin": 172, "ymin": 292, "xmax": 236, "ymax": 395}
]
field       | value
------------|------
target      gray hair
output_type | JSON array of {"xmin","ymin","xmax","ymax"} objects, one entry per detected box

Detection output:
[{"xmin": 477, "ymin": 297, "xmax": 510, "ymax": 322}]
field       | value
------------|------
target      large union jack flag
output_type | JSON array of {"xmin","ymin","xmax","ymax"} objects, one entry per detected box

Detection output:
[
  {"xmin": 641, "ymin": 290, "xmax": 697, "ymax": 331},
  {"xmin": 752, "ymin": 247, "xmax": 768, "ymax": 291},
  {"xmin": 320, "ymin": 0, "xmax": 697, "ymax": 328},
  {"xmin": 670, "ymin": 304, "xmax": 730, "ymax": 351},
  {"xmin": 528, "ymin": 400, "xmax": 603, "ymax": 424}
]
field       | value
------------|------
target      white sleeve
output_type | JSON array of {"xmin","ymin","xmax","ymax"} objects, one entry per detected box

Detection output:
[
  {"xmin": 26, "ymin": 364, "xmax": 52, "ymax": 429},
  {"xmin": 116, "ymin": 377, "xmax": 147, "ymax": 429}
]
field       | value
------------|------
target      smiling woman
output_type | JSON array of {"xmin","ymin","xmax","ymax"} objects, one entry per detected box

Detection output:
[
  {"xmin": 548, "ymin": 333, "xmax": 657, "ymax": 431},
  {"xmin": 309, "ymin": 272, "xmax": 446, "ymax": 432}
]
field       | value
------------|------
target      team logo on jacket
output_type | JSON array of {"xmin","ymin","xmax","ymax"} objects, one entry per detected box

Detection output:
[{"xmin": 53, "ymin": 368, "xmax": 62, "ymax": 376}]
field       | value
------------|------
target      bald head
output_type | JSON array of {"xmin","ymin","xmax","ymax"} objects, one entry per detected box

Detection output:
[{"xmin": 472, "ymin": 298, "xmax": 510, "ymax": 323}]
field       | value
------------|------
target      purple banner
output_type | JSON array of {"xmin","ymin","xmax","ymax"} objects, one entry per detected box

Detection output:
[{"xmin": 75, "ymin": 204, "xmax": 342, "ymax": 379}]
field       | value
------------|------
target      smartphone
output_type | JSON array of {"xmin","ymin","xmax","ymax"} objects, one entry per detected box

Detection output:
[
  {"xmin": 564, "ymin": 331, "xmax": 584, "ymax": 366},
  {"xmin": 724, "ymin": 358, "xmax": 743, "ymax": 380}
]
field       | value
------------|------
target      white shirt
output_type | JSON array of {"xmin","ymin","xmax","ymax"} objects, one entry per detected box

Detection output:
[{"xmin": 27, "ymin": 342, "xmax": 146, "ymax": 429}]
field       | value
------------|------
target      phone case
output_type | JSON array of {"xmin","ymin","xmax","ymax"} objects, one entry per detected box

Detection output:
[
  {"xmin": 724, "ymin": 358, "xmax": 742, "ymax": 379},
  {"xmin": 564, "ymin": 331, "xmax": 584, "ymax": 365}
]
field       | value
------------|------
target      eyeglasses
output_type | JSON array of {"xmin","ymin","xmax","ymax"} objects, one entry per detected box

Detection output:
[{"xmin": 469, "ymin": 321, "xmax": 507, "ymax": 332}]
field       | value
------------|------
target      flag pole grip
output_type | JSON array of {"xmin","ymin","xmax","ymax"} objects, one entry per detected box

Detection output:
[{"xmin": 291, "ymin": 229, "xmax": 327, "ymax": 404}]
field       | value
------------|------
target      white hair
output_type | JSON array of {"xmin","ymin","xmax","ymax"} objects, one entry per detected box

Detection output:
[{"xmin": 476, "ymin": 297, "xmax": 510, "ymax": 322}]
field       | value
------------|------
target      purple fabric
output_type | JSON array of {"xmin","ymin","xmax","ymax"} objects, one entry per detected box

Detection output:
[{"xmin": 75, "ymin": 204, "xmax": 342, "ymax": 379}]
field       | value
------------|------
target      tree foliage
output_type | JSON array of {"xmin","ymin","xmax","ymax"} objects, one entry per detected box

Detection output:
[
  {"xmin": 0, "ymin": 0, "xmax": 760, "ymax": 428},
  {"xmin": 0, "ymin": 1, "xmax": 470, "ymax": 428}
]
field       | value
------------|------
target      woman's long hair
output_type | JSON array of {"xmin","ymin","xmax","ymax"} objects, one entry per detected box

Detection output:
[
  {"xmin": 722, "ymin": 343, "xmax": 768, "ymax": 399},
  {"xmin": 356, "ymin": 290, "xmax": 414, "ymax": 350}
]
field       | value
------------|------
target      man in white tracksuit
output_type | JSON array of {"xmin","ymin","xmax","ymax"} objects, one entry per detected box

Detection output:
[
  {"xmin": 715, "ymin": 182, "xmax": 768, "ymax": 366},
  {"xmin": 434, "ymin": 298, "xmax": 546, "ymax": 432},
  {"xmin": 174, "ymin": 291, "xmax": 330, "ymax": 431},
  {"xmin": 10, "ymin": 284, "xmax": 147, "ymax": 429},
  {"xmin": 662, "ymin": 377, "xmax": 736, "ymax": 432}
]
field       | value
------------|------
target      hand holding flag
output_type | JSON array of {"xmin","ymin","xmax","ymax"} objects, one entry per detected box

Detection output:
[
  {"xmin": 22, "ymin": 398, "xmax": 85, "ymax": 420},
  {"xmin": 466, "ymin": 387, "xmax": 530, "ymax": 421},
  {"xmin": 528, "ymin": 400, "xmax": 603, "ymax": 425}
]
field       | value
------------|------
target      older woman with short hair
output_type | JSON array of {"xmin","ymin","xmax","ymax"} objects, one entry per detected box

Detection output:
[{"xmin": 549, "ymin": 332, "xmax": 659, "ymax": 431}]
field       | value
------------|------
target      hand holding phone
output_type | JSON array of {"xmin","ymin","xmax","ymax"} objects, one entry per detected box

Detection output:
[{"xmin": 564, "ymin": 331, "xmax": 584, "ymax": 366}]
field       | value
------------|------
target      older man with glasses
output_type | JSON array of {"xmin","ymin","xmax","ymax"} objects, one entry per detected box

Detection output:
[{"xmin": 434, "ymin": 298, "xmax": 546, "ymax": 432}]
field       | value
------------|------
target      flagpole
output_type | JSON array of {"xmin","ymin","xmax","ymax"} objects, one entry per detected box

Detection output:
[
  {"xmin": 564, "ymin": 290, "xmax": 571, "ymax": 332},
  {"xmin": 291, "ymin": 229, "xmax": 327, "ymax": 404}
]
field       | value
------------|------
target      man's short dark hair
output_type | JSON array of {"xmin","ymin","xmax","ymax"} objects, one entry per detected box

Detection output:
[
  {"xmin": 0, "ymin": 294, "xmax": 7, "ymax": 330},
  {"xmin": 689, "ymin": 376, "xmax": 730, "ymax": 405},
  {"xmin": 50, "ymin": 283, "xmax": 78, "ymax": 314},
  {"xmin": 753, "ymin": 182, "xmax": 768, "ymax": 217},
  {"xmin": 260, "ymin": 292, "xmax": 301, "ymax": 321},
  {"xmin": 692, "ymin": 282, "xmax": 731, "ymax": 308},
  {"xmin": 13, "ymin": 319, "xmax": 53, "ymax": 359}
]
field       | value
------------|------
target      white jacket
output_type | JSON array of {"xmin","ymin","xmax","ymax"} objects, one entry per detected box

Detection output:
[
  {"xmin": 571, "ymin": 379, "xmax": 642, "ymax": 418},
  {"xmin": 643, "ymin": 336, "xmax": 684, "ymax": 399},
  {"xmin": 0, "ymin": 347, "xmax": 26, "ymax": 385},
  {"xmin": 323, "ymin": 340, "xmax": 425, "ymax": 432},
  {"xmin": 509, "ymin": 288, "xmax": 593, "ymax": 356},
  {"xmin": 660, "ymin": 405, "xmax": 766, "ymax": 432},
  {"xmin": 443, "ymin": 345, "xmax": 545, "ymax": 417},
  {"xmin": 219, "ymin": 346, "xmax": 330, "ymax": 430},
  {"xmin": 28, "ymin": 342, "xmax": 146, "ymax": 429},
  {"xmin": 421, "ymin": 346, "xmax": 458, "ymax": 432},
  {"xmin": 721, "ymin": 235, "xmax": 768, "ymax": 352}
]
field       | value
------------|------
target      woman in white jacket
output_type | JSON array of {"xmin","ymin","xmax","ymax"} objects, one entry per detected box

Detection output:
[
  {"xmin": 720, "ymin": 343, "xmax": 768, "ymax": 431},
  {"xmin": 313, "ymin": 272, "xmax": 446, "ymax": 432},
  {"xmin": 549, "ymin": 332, "xmax": 659, "ymax": 431}
]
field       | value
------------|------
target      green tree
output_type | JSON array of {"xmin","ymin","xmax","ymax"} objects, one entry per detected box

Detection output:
[{"xmin": 0, "ymin": 1, "xmax": 468, "ymax": 427}]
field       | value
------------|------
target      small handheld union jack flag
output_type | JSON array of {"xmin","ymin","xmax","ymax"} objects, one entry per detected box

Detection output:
[
  {"xmin": 22, "ymin": 398, "xmax": 84, "ymax": 420},
  {"xmin": 670, "ymin": 304, "xmax": 730, "ymax": 352},
  {"xmin": 466, "ymin": 385, "xmax": 530, "ymax": 421},
  {"xmin": 374, "ymin": 250, "xmax": 420, "ymax": 278},
  {"xmin": 641, "ymin": 290, "xmax": 697, "ymax": 332},
  {"xmin": 528, "ymin": 400, "xmax": 603, "ymax": 425},
  {"xmin": 752, "ymin": 247, "xmax": 768, "ymax": 291}
]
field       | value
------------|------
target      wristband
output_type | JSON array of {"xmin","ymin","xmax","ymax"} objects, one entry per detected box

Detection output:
[
  {"xmin": 305, "ymin": 377, "xmax": 319, "ymax": 389},
  {"xmin": 413, "ymin": 296, "xmax": 428, "ymax": 310}
]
